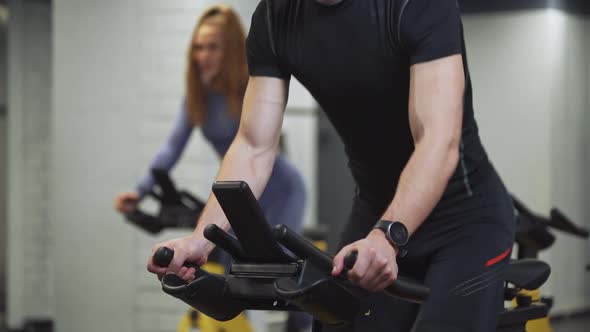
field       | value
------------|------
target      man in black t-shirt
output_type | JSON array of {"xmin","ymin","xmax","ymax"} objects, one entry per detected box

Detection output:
[{"xmin": 148, "ymin": 1, "xmax": 515, "ymax": 331}]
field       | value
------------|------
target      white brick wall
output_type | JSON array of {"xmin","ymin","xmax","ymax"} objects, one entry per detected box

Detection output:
[
  {"xmin": 52, "ymin": 0, "xmax": 138, "ymax": 330},
  {"xmin": 6, "ymin": 0, "xmax": 52, "ymax": 327}
]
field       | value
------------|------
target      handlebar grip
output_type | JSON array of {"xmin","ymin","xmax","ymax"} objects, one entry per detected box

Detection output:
[
  {"xmin": 153, "ymin": 247, "xmax": 201, "ymax": 272},
  {"xmin": 154, "ymin": 247, "xmax": 174, "ymax": 267},
  {"xmin": 340, "ymin": 250, "xmax": 430, "ymax": 303},
  {"xmin": 275, "ymin": 224, "xmax": 429, "ymax": 302},
  {"xmin": 343, "ymin": 251, "xmax": 358, "ymax": 271},
  {"xmin": 339, "ymin": 251, "xmax": 357, "ymax": 278}
]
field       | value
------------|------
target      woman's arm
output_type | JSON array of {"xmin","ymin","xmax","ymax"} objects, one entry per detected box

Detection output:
[{"xmin": 136, "ymin": 102, "xmax": 194, "ymax": 196}]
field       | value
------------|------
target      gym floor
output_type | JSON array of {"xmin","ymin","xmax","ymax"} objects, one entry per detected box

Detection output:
[
  {"xmin": 552, "ymin": 315, "xmax": 590, "ymax": 332},
  {"xmin": 0, "ymin": 312, "xmax": 588, "ymax": 332}
]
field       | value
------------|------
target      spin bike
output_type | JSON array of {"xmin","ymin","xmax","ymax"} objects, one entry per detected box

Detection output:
[
  {"xmin": 510, "ymin": 196, "xmax": 589, "ymax": 332},
  {"xmin": 123, "ymin": 169, "xmax": 254, "ymax": 332},
  {"xmin": 124, "ymin": 168, "xmax": 205, "ymax": 234},
  {"xmin": 153, "ymin": 181, "xmax": 553, "ymax": 332}
]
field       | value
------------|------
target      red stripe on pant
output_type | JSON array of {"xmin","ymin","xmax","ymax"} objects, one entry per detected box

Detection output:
[{"xmin": 485, "ymin": 247, "xmax": 512, "ymax": 267}]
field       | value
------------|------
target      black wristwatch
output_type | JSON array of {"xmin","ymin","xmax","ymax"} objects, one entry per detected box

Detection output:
[{"xmin": 373, "ymin": 220, "xmax": 409, "ymax": 258}]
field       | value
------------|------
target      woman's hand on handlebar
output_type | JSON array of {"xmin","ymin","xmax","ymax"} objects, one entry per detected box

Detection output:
[
  {"xmin": 147, "ymin": 234, "xmax": 214, "ymax": 282},
  {"xmin": 332, "ymin": 229, "xmax": 399, "ymax": 292},
  {"xmin": 114, "ymin": 191, "xmax": 140, "ymax": 213}
]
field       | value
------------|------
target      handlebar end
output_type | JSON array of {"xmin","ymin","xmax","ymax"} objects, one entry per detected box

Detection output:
[
  {"xmin": 272, "ymin": 224, "xmax": 288, "ymax": 240},
  {"xmin": 154, "ymin": 247, "xmax": 174, "ymax": 267}
]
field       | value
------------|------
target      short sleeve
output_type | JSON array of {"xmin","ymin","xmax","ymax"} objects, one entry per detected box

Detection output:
[
  {"xmin": 400, "ymin": 0, "xmax": 463, "ymax": 65},
  {"xmin": 247, "ymin": 1, "xmax": 291, "ymax": 79}
]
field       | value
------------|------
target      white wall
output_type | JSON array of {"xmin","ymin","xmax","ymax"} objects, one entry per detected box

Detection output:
[
  {"xmin": 464, "ymin": 10, "xmax": 553, "ymax": 210},
  {"xmin": 548, "ymin": 11, "xmax": 589, "ymax": 312},
  {"xmin": 463, "ymin": 9, "xmax": 589, "ymax": 313},
  {"xmin": 0, "ymin": 7, "xmax": 7, "ymax": 311},
  {"xmin": 6, "ymin": 0, "xmax": 52, "ymax": 327},
  {"xmin": 583, "ymin": 9, "xmax": 589, "ymax": 304},
  {"xmin": 0, "ymin": 111, "xmax": 5, "ymax": 310},
  {"xmin": 52, "ymin": 0, "xmax": 141, "ymax": 330},
  {"xmin": 52, "ymin": 1, "xmax": 316, "ymax": 332},
  {"xmin": 0, "ymin": 7, "xmax": 6, "ymax": 106}
]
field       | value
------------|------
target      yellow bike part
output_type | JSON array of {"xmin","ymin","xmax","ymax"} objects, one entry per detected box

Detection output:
[
  {"xmin": 176, "ymin": 309, "xmax": 254, "ymax": 332},
  {"xmin": 511, "ymin": 289, "xmax": 552, "ymax": 332},
  {"xmin": 201, "ymin": 261, "xmax": 225, "ymax": 275},
  {"xmin": 313, "ymin": 240, "xmax": 328, "ymax": 252},
  {"xmin": 176, "ymin": 262, "xmax": 255, "ymax": 332}
]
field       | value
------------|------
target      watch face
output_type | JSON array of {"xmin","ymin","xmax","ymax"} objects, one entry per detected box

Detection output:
[{"xmin": 389, "ymin": 222, "xmax": 409, "ymax": 246}]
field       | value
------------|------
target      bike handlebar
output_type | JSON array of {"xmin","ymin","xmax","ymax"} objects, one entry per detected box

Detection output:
[
  {"xmin": 512, "ymin": 195, "xmax": 589, "ymax": 238},
  {"xmin": 273, "ymin": 224, "xmax": 429, "ymax": 303},
  {"xmin": 153, "ymin": 247, "xmax": 200, "ymax": 271},
  {"xmin": 548, "ymin": 209, "xmax": 589, "ymax": 238},
  {"xmin": 154, "ymin": 247, "xmax": 175, "ymax": 267}
]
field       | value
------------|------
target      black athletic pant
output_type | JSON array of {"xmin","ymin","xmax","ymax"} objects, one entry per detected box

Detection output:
[{"xmin": 319, "ymin": 168, "xmax": 515, "ymax": 332}]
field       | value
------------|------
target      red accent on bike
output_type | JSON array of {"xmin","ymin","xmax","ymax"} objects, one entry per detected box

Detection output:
[{"xmin": 485, "ymin": 247, "xmax": 512, "ymax": 267}]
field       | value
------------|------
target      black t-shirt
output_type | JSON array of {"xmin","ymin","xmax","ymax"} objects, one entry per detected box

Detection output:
[{"xmin": 247, "ymin": 0, "xmax": 491, "ymax": 215}]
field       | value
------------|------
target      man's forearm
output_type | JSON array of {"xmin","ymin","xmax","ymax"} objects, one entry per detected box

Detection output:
[
  {"xmin": 194, "ymin": 134, "xmax": 278, "ymax": 237},
  {"xmin": 380, "ymin": 136, "xmax": 459, "ymax": 235}
]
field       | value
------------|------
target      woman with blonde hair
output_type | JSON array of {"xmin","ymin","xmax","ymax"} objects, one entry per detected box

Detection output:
[
  {"xmin": 116, "ymin": 5, "xmax": 305, "ymax": 230},
  {"xmin": 115, "ymin": 6, "xmax": 308, "ymax": 330}
]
